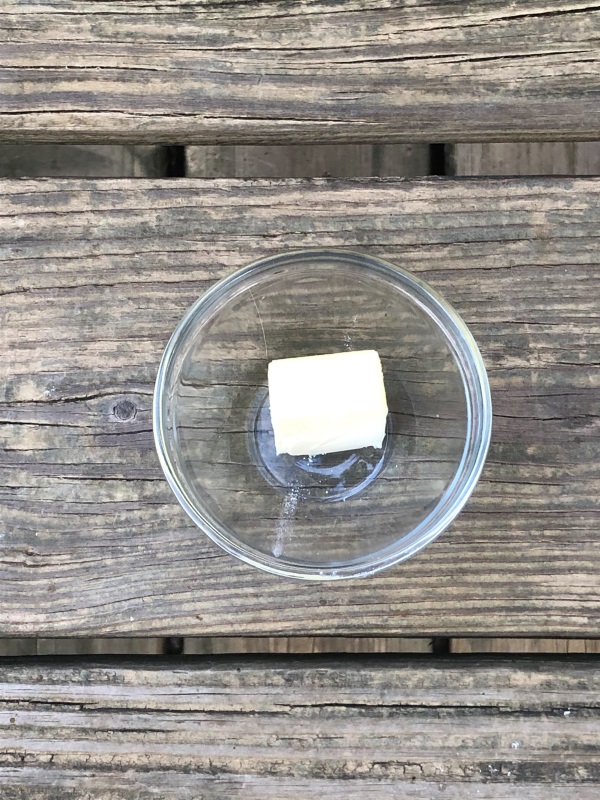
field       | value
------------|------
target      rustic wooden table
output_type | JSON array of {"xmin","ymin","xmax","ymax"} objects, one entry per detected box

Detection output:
[{"xmin": 1, "ymin": 1, "xmax": 599, "ymax": 796}]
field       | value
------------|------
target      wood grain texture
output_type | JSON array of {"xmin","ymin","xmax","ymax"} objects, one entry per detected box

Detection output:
[
  {"xmin": 34, "ymin": 639, "xmax": 163, "ymax": 655},
  {"xmin": 1, "ymin": 1, "xmax": 599, "ymax": 144},
  {"xmin": 185, "ymin": 140, "xmax": 431, "ymax": 656},
  {"xmin": 0, "ymin": 641, "xmax": 37, "ymax": 657},
  {"xmin": 453, "ymin": 638, "xmax": 600, "ymax": 653},
  {"xmin": 0, "ymin": 143, "xmax": 171, "ymax": 657},
  {"xmin": 0, "ymin": 656, "xmax": 599, "ymax": 798},
  {"xmin": 1, "ymin": 176, "xmax": 599, "ymax": 638},
  {"xmin": 452, "ymin": 143, "xmax": 600, "ymax": 176},
  {"xmin": 186, "ymin": 144, "xmax": 431, "ymax": 178},
  {"xmin": 0, "ymin": 145, "xmax": 170, "ymax": 178},
  {"xmin": 450, "ymin": 141, "xmax": 600, "ymax": 656},
  {"xmin": 184, "ymin": 637, "xmax": 432, "ymax": 654},
  {"xmin": 0, "ymin": 639, "xmax": 164, "ymax": 656}
]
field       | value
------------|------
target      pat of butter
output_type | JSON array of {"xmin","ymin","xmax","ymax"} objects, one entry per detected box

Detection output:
[{"xmin": 268, "ymin": 350, "xmax": 388, "ymax": 456}]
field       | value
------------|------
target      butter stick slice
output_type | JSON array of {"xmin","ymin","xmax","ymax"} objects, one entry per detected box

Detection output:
[{"xmin": 268, "ymin": 350, "xmax": 388, "ymax": 457}]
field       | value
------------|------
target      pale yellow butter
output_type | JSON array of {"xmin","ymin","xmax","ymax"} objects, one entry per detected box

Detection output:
[{"xmin": 268, "ymin": 350, "xmax": 388, "ymax": 457}]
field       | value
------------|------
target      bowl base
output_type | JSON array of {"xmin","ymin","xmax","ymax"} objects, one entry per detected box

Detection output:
[{"xmin": 248, "ymin": 389, "xmax": 392, "ymax": 503}]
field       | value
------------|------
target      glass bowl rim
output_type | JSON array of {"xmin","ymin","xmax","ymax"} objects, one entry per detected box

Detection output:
[{"xmin": 153, "ymin": 248, "xmax": 493, "ymax": 580}]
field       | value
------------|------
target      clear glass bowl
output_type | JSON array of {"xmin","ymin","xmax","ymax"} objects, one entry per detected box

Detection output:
[{"xmin": 154, "ymin": 250, "xmax": 492, "ymax": 579}]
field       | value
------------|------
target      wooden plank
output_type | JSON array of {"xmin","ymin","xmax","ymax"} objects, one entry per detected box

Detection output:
[
  {"xmin": 0, "ymin": 144, "xmax": 170, "ymax": 658},
  {"xmin": 452, "ymin": 143, "xmax": 600, "ymax": 176},
  {"xmin": 451, "ymin": 141, "xmax": 600, "ymax": 655},
  {"xmin": 0, "ymin": 639, "xmax": 164, "ymax": 656},
  {"xmin": 186, "ymin": 141, "xmax": 431, "ymax": 655},
  {"xmin": 0, "ymin": 656, "xmax": 599, "ymax": 798},
  {"xmin": 0, "ymin": 148, "xmax": 171, "ymax": 658},
  {"xmin": 184, "ymin": 637, "xmax": 432, "ymax": 654},
  {"xmin": 1, "ymin": 1, "xmax": 599, "ymax": 144},
  {"xmin": 1, "ymin": 176, "xmax": 599, "ymax": 638},
  {"xmin": 186, "ymin": 144, "xmax": 431, "ymax": 178},
  {"xmin": 0, "ymin": 145, "xmax": 169, "ymax": 178},
  {"xmin": 453, "ymin": 638, "xmax": 600, "ymax": 654},
  {"xmin": 34, "ymin": 639, "xmax": 163, "ymax": 656},
  {"xmin": 0, "ymin": 641, "xmax": 37, "ymax": 657}
]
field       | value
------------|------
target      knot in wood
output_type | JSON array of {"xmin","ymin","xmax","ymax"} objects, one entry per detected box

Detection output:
[{"xmin": 113, "ymin": 399, "xmax": 136, "ymax": 422}]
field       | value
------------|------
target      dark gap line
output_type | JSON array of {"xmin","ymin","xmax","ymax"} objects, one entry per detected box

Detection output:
[
  {"xmin": 163, "ymin": 636, "xmax": 185, "ymax": 655},
  {"xmin": 165, "ymin": 145, "xmax": 186, "ymax": 177},
  {"xmin": 431, "ymin": 637, "xmax": 451, "ymax": 656},
  {"xmin": 429, "ymin": 143, "xmax": 447, "ymax": 176}
]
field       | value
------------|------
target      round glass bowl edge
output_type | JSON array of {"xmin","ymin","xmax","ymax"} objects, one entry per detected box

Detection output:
[{"xmin": 153, "ymin": 249, "xmax": 493, "ymax": 580}]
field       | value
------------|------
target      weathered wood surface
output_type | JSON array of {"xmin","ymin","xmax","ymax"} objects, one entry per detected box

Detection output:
[
  {"xmin": 1, "ymin": 1, "xmax": 599, "ymax": 144},
  {"xmin": 0, "ymin": 656, "xmax": 599, "ymax": 798},
  {"xmin": 35, "ymin": 639, "xmax": 162, "ymax": 656},
  {"xmin": 0, "ymin": 640, "xmax": 164, "ymax": 657},
  {"xmin": 453, "ymin": 638, "xmax": 600, "ymax": 654},
  {"xmin": 0, "ymin": 145, "xmax": 170, "ymax": 178},
  {"xmin": 452, "ymin": 142, "xmax": 600, "ymax": 176},
  {"xmin": 1, "ymin": 176, "xmax": 599, "ymax": 638},
  {"xmin": 186, "ymin": 142, "xmax": 432, "ymax": 656},
  {"xmin": 0, "ymin": 144, "xmax": 171, "ymax": 657},
  {"xmin": 187, "ymin": 143, "xmax": 431, "ymax": 178},
  {"xmin": 448, "ymin": 140, "xmax": 600, "ymax": 656},
  {"xmin": 185, "ymin": 637, "xmax": 432, "ymax": 654}
]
